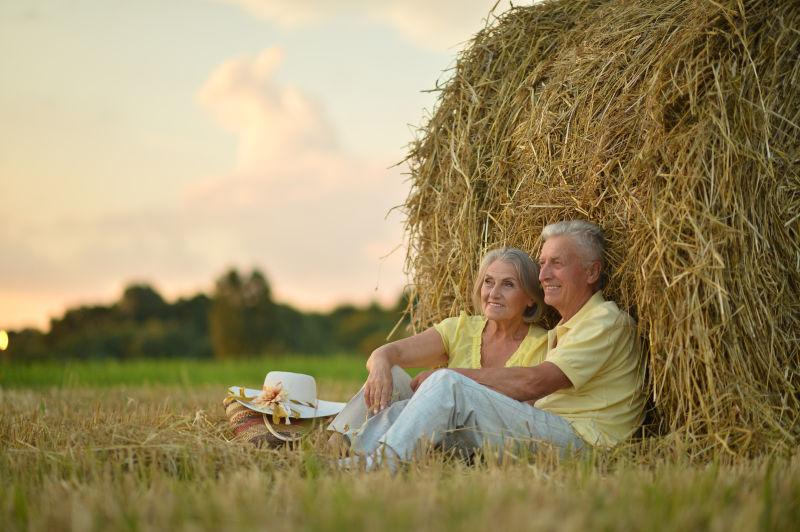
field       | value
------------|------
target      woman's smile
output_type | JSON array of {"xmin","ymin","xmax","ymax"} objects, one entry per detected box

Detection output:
[{"xmin": 480, "ymin": 260, "xmax": 533, "ymax": 321}]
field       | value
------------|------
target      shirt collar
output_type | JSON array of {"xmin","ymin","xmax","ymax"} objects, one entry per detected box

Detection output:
[
  {"xmin": 547, "ymin": 291, "xmax": 605, "ymax": 349},
  {"xmin": 559, "ymin": 290, "xmax": 605, "ymax": 330}
]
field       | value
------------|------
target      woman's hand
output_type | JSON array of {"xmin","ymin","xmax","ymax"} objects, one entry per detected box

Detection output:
[
  {"xmin": 362, "ymin": 328, "xmax": 448, "ymax": 414},
  {"xmin": 410, "ymin": 369, "xmax": 438, "ymax": 392},
  {"xmin": 364, "ymin": 348, "xmax": 394, "ymax": 414}
]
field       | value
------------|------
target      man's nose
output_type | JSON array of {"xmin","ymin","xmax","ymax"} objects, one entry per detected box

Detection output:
[{"xmin": 539, "ymin": 263, "xmax": 550, "ymax": 280}]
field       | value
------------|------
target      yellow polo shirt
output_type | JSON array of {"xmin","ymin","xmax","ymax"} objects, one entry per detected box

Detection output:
[
  {"xmin": 534, "ymin": 291, "xmax": 645, "ymax": 447},
  {"xmin": 433, "ymin": 313, "xmax": 548, "ymax": 368}
]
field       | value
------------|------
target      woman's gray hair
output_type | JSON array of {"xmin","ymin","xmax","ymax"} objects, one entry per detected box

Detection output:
[
  {"xmin": 541, "ymin": 220, "xmax": 606, "ymax": 267},
  {"xmin": 471, "ymin": 247, "xmax": 545, "ymax": 324}
]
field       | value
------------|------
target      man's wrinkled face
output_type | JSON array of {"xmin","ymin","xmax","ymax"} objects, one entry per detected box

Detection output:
[{"xmin": 538, "ymin": 236, "xmax": 599, "ymax": 320}]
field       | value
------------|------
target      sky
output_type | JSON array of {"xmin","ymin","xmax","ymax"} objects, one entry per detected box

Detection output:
[{"xmin": 0, "ymin": 0, "xmax": 523, "ymax": 331}]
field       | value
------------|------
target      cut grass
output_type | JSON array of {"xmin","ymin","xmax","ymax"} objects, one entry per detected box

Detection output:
[{"xmin": 1, "ymin": 383, "xmax": 798, "ymax": 531}]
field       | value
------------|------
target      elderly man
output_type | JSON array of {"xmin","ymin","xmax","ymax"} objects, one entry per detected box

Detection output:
[{"xmin": 343, "ymin": 220, "xmax": 645, "ymax": 468}]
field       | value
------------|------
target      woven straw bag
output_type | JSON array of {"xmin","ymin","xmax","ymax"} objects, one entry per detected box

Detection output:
[{"xmin": 222, "ymin": 396, "xmax": 322, "ymax": 447}]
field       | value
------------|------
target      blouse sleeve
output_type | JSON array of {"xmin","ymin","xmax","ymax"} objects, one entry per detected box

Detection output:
[{"xmin": 432, "ymin": 316, "xmax": 461, "ymax": 356}]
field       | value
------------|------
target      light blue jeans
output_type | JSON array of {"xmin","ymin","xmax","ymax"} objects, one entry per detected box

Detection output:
[{"xmin": 327, "ymin": 367, "xmax": 585, "ymax": 461}]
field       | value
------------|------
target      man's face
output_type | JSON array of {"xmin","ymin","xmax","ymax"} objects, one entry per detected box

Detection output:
[{"xmin": 538, "ymin": 235, "xmax": 599, "ymax": 321}]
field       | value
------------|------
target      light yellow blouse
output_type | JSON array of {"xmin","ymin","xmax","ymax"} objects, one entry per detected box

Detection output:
[{"xmin": 432, "ymin": 312, "xmax": 548, "ymax": 369}]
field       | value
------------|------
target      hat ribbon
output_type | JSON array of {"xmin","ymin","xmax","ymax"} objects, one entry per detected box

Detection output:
[{"xmin": 229, "ymin": 383, "xmax": 317, "ymax": 425}]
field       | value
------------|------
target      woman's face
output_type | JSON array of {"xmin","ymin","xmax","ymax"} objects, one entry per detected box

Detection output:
[{"xmin": 480, "ymin": 260, "xmax": 534, "ymax": 323}]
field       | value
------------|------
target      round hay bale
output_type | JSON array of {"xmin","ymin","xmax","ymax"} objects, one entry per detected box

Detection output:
[{"xmin": 403, "ymin": 0, "xmax": 799, "ymax": 455}]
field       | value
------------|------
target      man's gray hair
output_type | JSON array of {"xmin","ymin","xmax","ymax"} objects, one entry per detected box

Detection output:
[
  {"xmin": 471, "ymin": 247, "xmax": 545, "ymax": 324},
  {"xmin": 541, "ymin": 220, "xmax": 606, "ymax": 267}
]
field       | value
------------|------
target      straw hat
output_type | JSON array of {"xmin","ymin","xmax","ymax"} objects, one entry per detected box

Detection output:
[{"xmin": 226, "ymin": 371, "xmax": 345, "ymax": 443}]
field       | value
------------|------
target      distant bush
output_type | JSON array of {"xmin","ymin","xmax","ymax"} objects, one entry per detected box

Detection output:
[{"xmin": 4, "ymin": 268, "xmax": 408, "ymax": 362}]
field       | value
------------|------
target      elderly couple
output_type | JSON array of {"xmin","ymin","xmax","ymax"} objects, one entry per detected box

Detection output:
[{"xmin": 326, "ymin": 220, "xmax": 645, "ymax": 469}]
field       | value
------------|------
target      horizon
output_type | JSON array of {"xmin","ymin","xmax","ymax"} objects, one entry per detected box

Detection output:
[
  {"xmin": 5, "ymin": 266, "xmax": 410, "ymax": 334},
  {"xmin": 1, "ymin": 1, "xmax": 526, "ymax": 331}
]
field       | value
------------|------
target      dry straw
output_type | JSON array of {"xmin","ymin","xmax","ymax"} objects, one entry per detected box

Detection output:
[{"xmin": 403, "ymin": 0, "xmax": 799, "ymax": 456}]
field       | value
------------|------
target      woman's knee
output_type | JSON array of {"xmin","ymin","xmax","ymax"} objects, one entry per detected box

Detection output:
[
  {"xmin": 390, "ymin": 366, "xmax": 414, "ymax": 399},
  {"xmin": 417, "ymin": 368, "xmax": 465, "ymax": 394}
]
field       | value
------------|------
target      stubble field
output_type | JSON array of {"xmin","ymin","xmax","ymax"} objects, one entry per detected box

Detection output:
[{"xmin": 1, "ymin": 357, "xmax": 798, "ymax": 531}]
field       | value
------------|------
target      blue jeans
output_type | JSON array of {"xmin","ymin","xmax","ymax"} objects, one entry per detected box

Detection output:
[{"xmin": 328, "ymin": 367, "xmax": 584, "ymax": 461}]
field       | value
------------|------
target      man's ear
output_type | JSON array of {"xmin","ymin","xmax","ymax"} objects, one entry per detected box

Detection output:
[{"xmin": 587, "ymin": 261, "xmax": 601, "ymax": 285}]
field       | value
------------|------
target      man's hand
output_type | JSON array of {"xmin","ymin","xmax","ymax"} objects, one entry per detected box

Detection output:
[{"xmin": 410, "ymin": 369, "xmax": 439, "ymax": 392}]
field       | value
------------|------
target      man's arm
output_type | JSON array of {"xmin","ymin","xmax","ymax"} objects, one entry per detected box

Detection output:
[{"xmin": 411, "ymin": 362, "xmax": 573, "ymax": 402}]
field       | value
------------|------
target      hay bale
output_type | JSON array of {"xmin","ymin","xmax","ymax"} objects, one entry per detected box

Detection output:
[{"xmin": 403, "ymin": 0, "xmax": 799, "ymax": 455}]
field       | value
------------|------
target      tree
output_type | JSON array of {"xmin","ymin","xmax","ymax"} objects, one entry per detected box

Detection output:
[
  {"xmin": 209, "ymin": 268, "xmax": 277, "ymax": 358},
  {"xmin": 4, "ymin": 328, "xmax": 48, "ymax": 362},
  {"xmin": 118, "ymin": 284, "xmax": 167, "ymax": 322}
]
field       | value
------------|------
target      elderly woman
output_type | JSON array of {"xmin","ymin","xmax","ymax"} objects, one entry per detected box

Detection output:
[{"xmin": 327, "ymin": 246, "xmax": 550, "ymax": 458}]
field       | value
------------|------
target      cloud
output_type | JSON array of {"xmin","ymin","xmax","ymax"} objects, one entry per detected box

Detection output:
[
  {"xmin": 0, "ymin": 46, "xmax": 408, "ymax": 330},
  {"xmin": 196, "ymin": 48, "xmax": 338, "ymax": 171},
  {"xmin": 190, "ymin": 46, "xmax": 408, "ymax": 305},
  {"xmin": 372, "ymin": 1, "xmax": 511, "ymax": 50},
  {"xmin": 218, "ymin": 0, "xmax": 518, "ymax": 50},
  {"xmin": 216, "ymin": 0, "xmax": 332, "ymax": 27}
]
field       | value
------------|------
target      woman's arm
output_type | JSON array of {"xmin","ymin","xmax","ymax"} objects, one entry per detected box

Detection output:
[{"xmin": 364, "ymin": 327, "xmax": 448, "ymax": 414}]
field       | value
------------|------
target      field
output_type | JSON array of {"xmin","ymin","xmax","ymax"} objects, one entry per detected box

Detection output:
[{"xmin": 1, "ymin": 357, "xmax": 798, "ymax": 531}]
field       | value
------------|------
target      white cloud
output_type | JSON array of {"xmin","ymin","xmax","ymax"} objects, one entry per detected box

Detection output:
[
  {"xmin": 190, "ymin": 46, "xmax": 408, "ymax": 306},
  {"xmin": 218, "ymin": 0, "xmax": 519, "ymax": 50},
  {"xmin": 196, "ymin": 47, "xmax": 338, "ymax": 172}
]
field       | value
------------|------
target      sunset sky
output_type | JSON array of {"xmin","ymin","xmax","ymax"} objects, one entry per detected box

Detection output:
[{"xmin": 1, "ymin": 0, "xmax": 522, "ymax": 330}]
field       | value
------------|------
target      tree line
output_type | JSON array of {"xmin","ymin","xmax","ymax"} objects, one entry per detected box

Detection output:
[{"xmin": 3, "ymin": 268, "xmax": 409, "ymax": 362}]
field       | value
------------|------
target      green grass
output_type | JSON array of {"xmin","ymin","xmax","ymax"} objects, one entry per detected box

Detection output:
[{"xmin": 0, "ymin": 355, "xmax": 370, "ymax": 389}]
